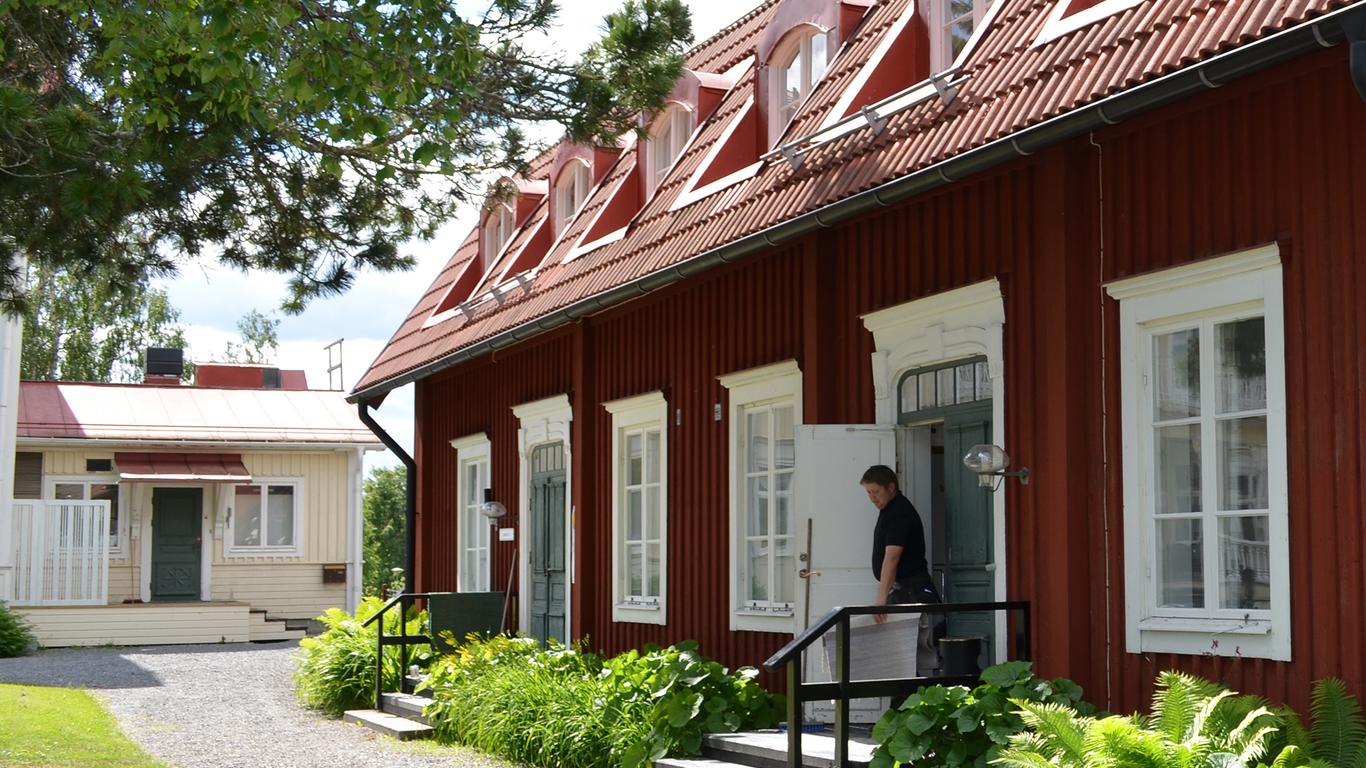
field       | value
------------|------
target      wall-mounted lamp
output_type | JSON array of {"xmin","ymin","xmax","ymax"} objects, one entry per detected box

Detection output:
[
  {"xmin": 962, "ymin": 444, "xmax": 1029, "ymax": 489},
  {"xmin": 480, "ymin": 488, "xmax": 507, "ymax": 523}
]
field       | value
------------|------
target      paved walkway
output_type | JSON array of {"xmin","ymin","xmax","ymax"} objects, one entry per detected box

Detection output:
[{"xmin": 0, "ymin": 641, "xmax": 509, "ymax": 768}]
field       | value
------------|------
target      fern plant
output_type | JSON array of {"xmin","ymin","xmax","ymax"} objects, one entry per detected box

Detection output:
[
  {"xmin": 1262, "ymin": 678, "xmax": 1366, "ymax": 768},
  {"xmin": 994, "ymin": 671, "xmax": 1281, "ymax": 768}
]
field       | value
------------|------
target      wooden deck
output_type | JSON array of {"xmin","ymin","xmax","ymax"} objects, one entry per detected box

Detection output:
[{"xmin": 12, "ymin": 601, "xmax": 304, "ymax": 646}]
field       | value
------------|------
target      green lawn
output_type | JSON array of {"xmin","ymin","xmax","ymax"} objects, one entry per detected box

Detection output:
[{"xmin": 0, "ymin": 684, "xmax": 168, "ymax": 768}]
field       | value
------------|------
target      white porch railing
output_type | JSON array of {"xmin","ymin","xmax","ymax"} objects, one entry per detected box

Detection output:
[{"xmin": 12, "ymin": 500, "xmax": 110, "ymax": 606}]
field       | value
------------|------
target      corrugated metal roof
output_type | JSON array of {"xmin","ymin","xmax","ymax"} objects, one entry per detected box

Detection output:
[
  {"xmin": 18, "ymin": 381, "xmax": 381, "ymax": 444},
  {"xmin": 355, "ymin": 0, "xmax": 1357, "ymax": 397}
]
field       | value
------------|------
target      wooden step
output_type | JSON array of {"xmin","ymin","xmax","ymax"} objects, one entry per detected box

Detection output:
[
  {"xmin": 700, "ymin": 730, "xmax": 875, "ymax": 768},
  {"xmin": 342, "ymin": 709, "xmax": 433, "ymax": 740},
  {"xmin": 380, "ymin": 692, "xmax": 433, "ymax": 724},
  {"xmin": 247, "ymin": 609, "xmax": 306, "ymax": 642}
]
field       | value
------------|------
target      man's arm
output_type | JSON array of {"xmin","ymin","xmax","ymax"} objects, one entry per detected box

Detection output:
[{"xmin": 874, "ymin": 544, "xmax": 904, "ymax": 624}]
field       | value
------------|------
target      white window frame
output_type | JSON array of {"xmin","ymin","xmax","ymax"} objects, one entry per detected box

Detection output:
[
  {"xmin": 719, "ymin": 360, "xmax": 802, "ymax": 633},
  {"xmin": 929, "ymin": 0, "xmax": 992, "ymax": 73},
  {"xmin": 1107, "ymin": 244, "xmax": 1290, "ymax": 661},
  {"xmin": 767, "ymin": 25, "xmax": 831, "ymax": 146},
  {"xmin": 554, "ymin": 160, "xmax": 591, "ymax": 234},
  {"xmin": 47, "ymin": 475, "xmax": 124, "ymax": 555},
  {"xmin": 604, "ymin": 392, "xmax": 669, "ymax": 625},
  {"xmin": 451, "ymin": 432, "xmax": 493, "ymax": 593},
  {"xmin": 646, "ymin": 106, "xmax": 693, "ymax": 197},
  {"xmin": 224, "ymin": 477, "xmax": 304, "ymax": 557},
  {"xmin": 483, "ymin": 203, "xmax": 515, "ymax": 268}
]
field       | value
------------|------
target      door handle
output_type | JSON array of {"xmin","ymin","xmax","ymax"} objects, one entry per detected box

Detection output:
[{"xmin": 798, "ymin": 568, "xmax": 820, "ymax": 579}]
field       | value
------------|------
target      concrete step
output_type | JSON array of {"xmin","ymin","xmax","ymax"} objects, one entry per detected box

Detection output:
[
  {"xmin": 342, "ymin": 708, "xmax": 433, "ymax": 740},
  {"xmin": 380, "ymin": 692, "xmax": 434, "ymax": 724},
  {"xmin": 701, "ymin": 730, "xmax": 875, "ymax": 768},
  {"xmin": 657, "ymin": 759, "xmax": 750, "ymax": 768}
]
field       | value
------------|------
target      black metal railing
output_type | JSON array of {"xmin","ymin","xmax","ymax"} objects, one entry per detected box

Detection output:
[
  {"xmin": 361, "ymin": 591, "xmax": 449, "ymax": 707},
  {"xmin": 762, "ymin": 600, "xmax": 1031, "ymax": 768}
]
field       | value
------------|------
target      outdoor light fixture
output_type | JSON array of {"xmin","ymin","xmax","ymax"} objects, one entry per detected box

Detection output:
[
  {"xmin": 480, "ymin": 488, "xmax": 508, "ymax": 521},
  {"xmin": 962, "ymin": 444, "xmax": 1029, "ymax": 489}
]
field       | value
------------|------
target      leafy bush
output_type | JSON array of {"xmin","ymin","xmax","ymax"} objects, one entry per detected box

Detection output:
[
  {"xmin": 994, "ymin": 671, "xmax": 1280, "ymax": 768},
  {"xmin": 0, "ymin": 601, "xmax": 35, "ymax": 657},
  {"xmin": 421, "ymin": 637, "xmax": 783, "ymax": 768},
  {"xmin": 293, "ymin": 597, "xmax": 430, "ymax": 716},
  {"xmin": 870, "ymin": 661, "xmax": 1093, "ymax": 768}
]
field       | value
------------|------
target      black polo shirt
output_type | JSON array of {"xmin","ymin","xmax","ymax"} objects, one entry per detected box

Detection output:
[{"xmin": 871, "ymin": 492, "xmax": 929, "ymax": 583}]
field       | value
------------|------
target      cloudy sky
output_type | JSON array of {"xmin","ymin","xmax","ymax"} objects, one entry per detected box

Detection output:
[{"xmin": 155, "ymin": 1, "xmax": 750, "ymax": 473}]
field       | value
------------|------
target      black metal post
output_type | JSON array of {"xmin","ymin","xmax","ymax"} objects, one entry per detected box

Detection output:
[
  {"xmin": 399, "ymin": 595, "xmax": 410, "ymax": 694},
  {"xmin": 786, "ymin": 656, "xmax": 802, "ymax": 768},
  {"xmin": 835, "ymin": 617, "xmax": 850, "ymax": 767},
  {"xmin": 374, "ymin": 603, "xmax": 386, "ymax": 708}
]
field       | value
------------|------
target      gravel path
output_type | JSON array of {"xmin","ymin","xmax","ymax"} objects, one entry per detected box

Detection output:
[{"xmin": 0, "ymin": 640, "xmax": 511, "ymax": 768}]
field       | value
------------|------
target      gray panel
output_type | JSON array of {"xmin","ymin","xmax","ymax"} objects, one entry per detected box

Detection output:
[{"xmin": 13, "ymin": 452, "xmax": 41, "ymax": 499}]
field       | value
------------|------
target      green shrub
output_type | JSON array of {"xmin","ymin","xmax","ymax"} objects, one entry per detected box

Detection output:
[
  {"xmin": 994, "ymin": 671, "xmax": 1280, "ymax": 768},
  {"xmin": 421, "ymin": 637, "xmax": 783, "ymax": 768},
  {"xmin": 0, "ymin": 601, "xmax": 35, "ymax": 657},
  {"xmin": 293, "ymin": 596, "xmax": 430, "ymax": 716},
  {"xmin": 1266, "ymin": 677, "xmax": 1366, "ymax": 768},
  {"xmin": 870, "ymin": 661, "xmax": 1093, "ymax": 768}
]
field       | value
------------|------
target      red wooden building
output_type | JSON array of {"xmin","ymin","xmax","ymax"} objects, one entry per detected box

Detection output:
[{"xmin": 352, "ymin": 0, "xmax": 1366, "ymax": 714}]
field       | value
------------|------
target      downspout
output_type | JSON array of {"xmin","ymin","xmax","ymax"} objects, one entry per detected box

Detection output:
[
  {"xmin": 349, "ymin": 3, "xmax": 1362, "ymax": 405},
  {"xmin": 358, "ymin": 401, "xmax": 416, "ymax": 594}
]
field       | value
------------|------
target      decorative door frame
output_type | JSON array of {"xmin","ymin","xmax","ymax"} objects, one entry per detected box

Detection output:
[{"xmin": 511, "ymin": 394, "xmax": 574, "ymax": 638}]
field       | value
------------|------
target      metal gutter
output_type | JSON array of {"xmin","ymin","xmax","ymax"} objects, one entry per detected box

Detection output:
[
  {"xmin": 357, "ymin": 401, "xmax": 417, "ymax": 594},
  {"xmin": 350, "ymin": 3, "xmax": 1362, "ymax": 404}
]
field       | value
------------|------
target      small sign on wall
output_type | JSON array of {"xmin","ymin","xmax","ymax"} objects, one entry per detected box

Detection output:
[
  {"xmin": 321, "ymin": 564, "xmax": 347, "ymax": 584},
  {"xmin": 498, "ymin": 528, "xmax": 515, "ymax": 542}
]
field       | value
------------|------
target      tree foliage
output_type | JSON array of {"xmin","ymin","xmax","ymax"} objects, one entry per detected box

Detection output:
[
  {"xmin": 0, "ymin": 0, "xmax": 693, "ymax": 315},
  {"xmin": 20, "ymin": 262, "xmax": 190, "ymax": 382},
  {"xmin": 222, "ymin": 309, "xmax": 280, "ymax": 364},
  {"xmin": 362, "ymin": 464, "xmax": 406, "ymax": 597}
]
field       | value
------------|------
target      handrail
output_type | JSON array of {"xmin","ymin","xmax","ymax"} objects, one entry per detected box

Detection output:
[
  {"xmin": 764, "ymin": 599, "xmax": 1030, "ymax": 671},
  {"xmin": 763, "ymin": 600, "xmax": 1030, "ymax": 768},
  {"xmin": 367, "ymin": 591, "xmax": 451, "ymax": 708},
  {"xmin": 360, "ymin": 592, "xmax": 409, "ymax": 628}
]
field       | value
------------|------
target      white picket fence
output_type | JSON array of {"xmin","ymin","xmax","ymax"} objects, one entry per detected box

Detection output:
[{"xmin": 12, "ymin": 500, "xmax": 110, "ymax": 606}]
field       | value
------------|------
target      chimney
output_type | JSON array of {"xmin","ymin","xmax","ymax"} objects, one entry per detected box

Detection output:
[{"xmin": 143, "ymin": 347, "xmax": 184, "ymax": 386}]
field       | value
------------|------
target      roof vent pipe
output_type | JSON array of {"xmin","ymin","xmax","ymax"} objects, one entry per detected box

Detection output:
[{"xmin": 1343, "ymin": 9, "xmax": 1366, "ymax": 102}]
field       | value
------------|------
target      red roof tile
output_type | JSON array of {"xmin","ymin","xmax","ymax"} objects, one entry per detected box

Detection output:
[{"xmin": 354, "ymin": 0, "xmax": 1358, "ymax": 399}]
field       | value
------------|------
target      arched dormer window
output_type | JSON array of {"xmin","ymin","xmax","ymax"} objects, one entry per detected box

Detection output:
[
  {"xmin": 646, "ymin": 105, "xmax": 693, "ymax": 196},
  {"xmin": 482, "ymin": 203, "xmax": 514, "ymax": 268},
  {"xmin": 768, "ymin": 26, "xmax": 830, "ymax": 144},
  {"xmin": 555, "ymin": 160, "xmax": 592, "ymax": 234}
]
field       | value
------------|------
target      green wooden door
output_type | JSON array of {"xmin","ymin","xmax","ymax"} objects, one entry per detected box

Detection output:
[
  {"xmin": 528, "ymin": 443, "xmax": 567, "ymax": 644},
  {"xmin": 152, "ymin": 487, "xmax": 202, "ymax": 601},
  {"xmin": 942, "ymin": 405, "xmax": 995, "ymax": 667}
]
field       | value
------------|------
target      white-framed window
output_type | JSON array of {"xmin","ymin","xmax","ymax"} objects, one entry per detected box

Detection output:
[
  {"xmin": 768, "ymin": 26, "xmax": 830, "ymax": 144},
  {"xmin": 604, "ymin": 392, "xmax": 668, "ymax": 624},
  {"xmin": 48, "ymin": 476, "xmax": 122, "ymax": 553},
  {"xmin": 1107, "ymin": 244, "xmax": 1290, "ymax": 661},
  {"xmin": 930, "ymin": 0, "xmax": 992, "ymax": 72},
  {"xmin": 719, "ymin": 360, "xmax": 802, "ymax": 633},
  {"xmin": 483, "ymin": 203, "xmax": 515, "ymax": 267},
  {"xmin": 226, "ymin": 478, "xmax": 303, "ymax": 556},
  {"xmin": 451, "ymin": 433, "xmax": 492, "ymax": 593},
  {"xmin": 554, "ymin": 160, "xmax": 592, "ymax": 234},
  {"xmin": 646, "ymin": 106, "xmax": 692, "ymax": 196}
]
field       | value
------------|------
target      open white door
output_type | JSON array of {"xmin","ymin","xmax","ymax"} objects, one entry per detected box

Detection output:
[{"xmin": 794, "ymin": 424, "xmax": 896, "ymax": 723}]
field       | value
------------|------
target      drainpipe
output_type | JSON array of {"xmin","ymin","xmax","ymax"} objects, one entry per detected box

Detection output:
[{"xmin": 357, "ymin": 401, "xmax": 416, "ymax": 595}]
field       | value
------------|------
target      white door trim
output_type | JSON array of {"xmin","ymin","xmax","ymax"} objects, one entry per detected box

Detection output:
[
  {"xmin": 861, "ymin": 279, "xmax": 1008, "ymax": 659},
  {"xmin": 511, "ymin": 394, "xmax": 574, "ymax": 639}
]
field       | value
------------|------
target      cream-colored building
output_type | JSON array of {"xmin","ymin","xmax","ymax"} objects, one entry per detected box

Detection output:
[{"xmin": 6, "ymin": 362, "xmax": 381, "ymax": 646}]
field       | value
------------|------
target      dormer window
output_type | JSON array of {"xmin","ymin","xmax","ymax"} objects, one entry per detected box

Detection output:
[
  {"xmin": 769, "ymin": 26, "xmax": 830, "ymax": 144},
  {"xmin": 932, "ymin": 0, "xmax": 992, "ymax": 72},
  {"xmin": 646, "ymin": 106, "xmax": 693, "ymax": 195},
  {"xmin": 482, "ymin": 203, "xmax": 514, "ymax": 267},
  {"xmin": 555, "ymin": 160, "xmax": 592, "ymax": 234}
]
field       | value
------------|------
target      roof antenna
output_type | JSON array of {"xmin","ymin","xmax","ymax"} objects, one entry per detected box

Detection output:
[{"xmin": 324, "ymin": 339, "xmax": 344, "ymax": 391}]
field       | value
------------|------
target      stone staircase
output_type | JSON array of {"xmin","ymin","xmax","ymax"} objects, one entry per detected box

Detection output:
[
  {"xmin": 247, "ymin": 608, "xmax": 307, "ymax": 642},
  {"xmin": 343, "ymin": 691, "xmax": 435, "ymax": 740}
]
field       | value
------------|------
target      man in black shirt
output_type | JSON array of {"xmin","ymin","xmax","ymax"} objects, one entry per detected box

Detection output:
[{"xmin": 861, "ymin": 464, "xmax": 940, "ymax": 624}]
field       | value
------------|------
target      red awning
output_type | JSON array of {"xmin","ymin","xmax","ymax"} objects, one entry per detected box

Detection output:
[{"xmin": 114, "ymin": 452, "xmax": 252, "ymax": 484}]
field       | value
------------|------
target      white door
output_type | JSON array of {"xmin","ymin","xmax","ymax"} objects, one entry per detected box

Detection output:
[{"xmin": 794, "ymin": 424, "xmax": 896, "ymax": 723}]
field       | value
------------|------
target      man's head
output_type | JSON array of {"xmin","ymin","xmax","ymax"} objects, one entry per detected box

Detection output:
[{"xmin": 860, "ymin": 465, "xmax": 899, "ymax": 510}]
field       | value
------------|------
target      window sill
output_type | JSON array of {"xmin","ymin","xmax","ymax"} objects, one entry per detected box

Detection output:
[
  {"xmin": 1128, "ymin": 615, "xmax": 1288, "ymax": 661},
  {"xmin": 612, "ymin": 601, "xmax": 666, "ymax": 625},
  {"xmin": 223, "ymin": 547, "xmax": 301, "ymax": 559},
  {"xmin": 1138, "ymin": 616, "xmax": 1272, "ymax": 635},
  {"xmin": 731, "ymin": 607, "xmax": 795, "ymax": 634}
]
